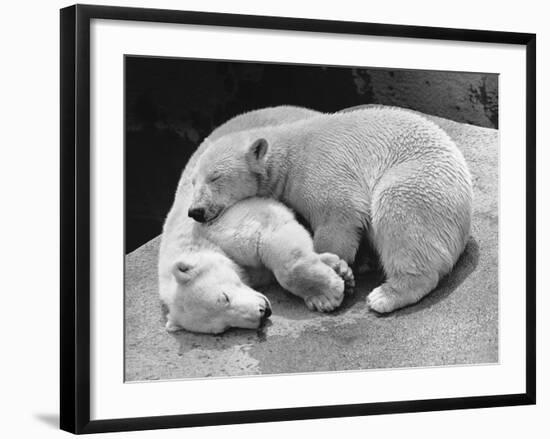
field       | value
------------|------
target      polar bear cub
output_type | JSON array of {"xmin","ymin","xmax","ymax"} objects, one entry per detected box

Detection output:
[
  {"xmin": 189, "ymin": 106, "xmax": 473, "ymax": 314},
  {"xmin": 200, "ymin": 197, "xmax": 354, "ymax": 311},
  {"xmin": 161, "ymin": 197, "xmax": 354, "ymax": 334}
]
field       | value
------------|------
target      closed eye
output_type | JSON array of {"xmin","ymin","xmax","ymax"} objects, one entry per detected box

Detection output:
[
  {"xmin": 219, "ymin": 292, "xmax": 230, "ymax": 305},
  {"xmin": 208, "ymin": 174, "xmax": 221, "ymax": 183}
]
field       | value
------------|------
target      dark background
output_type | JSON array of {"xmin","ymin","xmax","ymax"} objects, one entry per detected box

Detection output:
[{"xmin": 125, "ymin": 56, "xmax": 498, "ymax": 253}]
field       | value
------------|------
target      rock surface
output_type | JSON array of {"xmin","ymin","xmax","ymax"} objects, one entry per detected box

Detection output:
[{"xmin": 124, "ymin": 113, "xmax": 498, "ymax": 382}]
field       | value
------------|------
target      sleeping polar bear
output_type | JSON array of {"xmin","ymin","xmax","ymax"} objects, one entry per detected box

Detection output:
[
  {"xmin": 189, "ymin": 106, "xmax": 473, "ymax": 314},
  {"xmin": 159, "ymin": 107, "xmax": 354, "ymax": 334}
]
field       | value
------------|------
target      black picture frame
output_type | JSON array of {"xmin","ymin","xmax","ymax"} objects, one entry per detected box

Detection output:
[{"xmin": 60, "ymin": 4, "xmax": 536, "ymax": 434}]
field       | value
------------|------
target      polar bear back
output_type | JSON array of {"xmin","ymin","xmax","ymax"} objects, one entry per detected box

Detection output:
[
  {"xmin": 240, "ymin": 107, "xmax": 472, "ymax": 233},
  {"xmin": 270, "ymin": 108, "xmax": 466, "ymax": 179}
]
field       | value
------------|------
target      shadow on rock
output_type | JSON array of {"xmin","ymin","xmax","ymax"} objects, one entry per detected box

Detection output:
[
  {"xmin": 259, "ymin": 287, "xmax": 322, "ymax": 321},
  {"xmin": 332, "ymin": 270, "xmax": 385, "ymax": 315},
  {"xmin": 164, "ymin": 310, "xmax": 274, "ymax": 355},
  {"xmin": 385, "ymin": 237, "xmax": 480, "ymax": 317}
]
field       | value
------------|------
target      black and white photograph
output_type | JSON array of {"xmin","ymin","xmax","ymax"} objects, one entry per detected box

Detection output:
[
  {"xmin": 124, "ymin": 56, "xmax": 499, "ymax": 381},
  {"xmin": 54, "ymin": 3, "xmax": 536, "ymax": 435},
  {"xmin": 1, "ymin": 0, "xmax": 544, "ymax": 437}
]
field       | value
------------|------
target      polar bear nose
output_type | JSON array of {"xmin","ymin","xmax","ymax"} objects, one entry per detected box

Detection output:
[
  {"xmin": 188, "ymin": 207, "xmax": 206, "ymax": 222},
  {"xmin": 260, "ymin": 300, "xmax": 272, "ymax": 322}
]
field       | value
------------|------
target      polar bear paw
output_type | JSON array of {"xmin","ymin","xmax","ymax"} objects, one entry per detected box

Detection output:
[
  {"xmin": 303, "ymin": 274, "xmax": 344, "ymax": 312},
  {"xmin": 367, "ymin": 284, "xmax": 401, "ymax": 313},
  {"xmin": 319, "ymin": 253, "xmax": 355, "ymax": 294}
]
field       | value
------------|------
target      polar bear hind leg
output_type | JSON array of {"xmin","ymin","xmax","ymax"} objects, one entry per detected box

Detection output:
[
  {"xmin": 368, "ymin": 168, "xmax": 467, "ymax": 313},
  {"xmin": 367, "ymin": 272, "xmax": 439, "ymax": 313}
]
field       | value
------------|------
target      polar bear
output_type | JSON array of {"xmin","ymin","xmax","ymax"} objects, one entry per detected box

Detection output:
[
  {"xmin": 159, "ymin": 106, "xmax": 353, "ymax": 334},
  {"xmin": 189, "ymin": 106, "xmax": 473, "ymax": 314}
]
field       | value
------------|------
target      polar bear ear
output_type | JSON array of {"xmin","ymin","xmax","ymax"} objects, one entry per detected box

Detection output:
[
  {"xmin": 245, "ymin": 138, "xmax": 269, "ymax": 173},
  {"xmin": 172, "ymin": 259, "xmax": 195, "ymax": 283}
]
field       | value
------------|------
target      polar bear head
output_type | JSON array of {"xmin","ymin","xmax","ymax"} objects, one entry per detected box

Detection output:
[
  {"xmin": 188, "ymin": 133, "xmax": 269, "ymax": 223},
  {"xmin": 164, "ymin": 250, "xmax": 272, "ymax": 334}
]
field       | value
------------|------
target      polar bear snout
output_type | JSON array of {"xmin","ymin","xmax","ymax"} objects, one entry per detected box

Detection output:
[
  {"xmin": 231, "ymin": 292, "xmax": 272, "ymax": 331},
  {"xmin": 259, "ymin": 298, "xmax": 272, "ymax": 324},
  {"xmin": 188, "ymin": 207, "xmax": 206, "ymax": 222},
  {"xmin": 188, "ymin": 202, "xmax": 225, "ymax": 223}
]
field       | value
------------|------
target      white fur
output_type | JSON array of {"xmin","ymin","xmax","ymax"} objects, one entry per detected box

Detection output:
[
  {"xmin": 191, "ymin": 106, "xmax": 473, "ymax": 313},
  {"xmin": 159, "ymin": 107, "xmax": 353, "ymax": 334}
]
